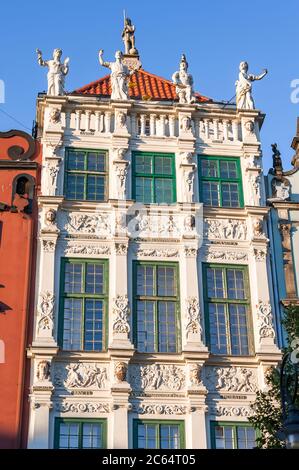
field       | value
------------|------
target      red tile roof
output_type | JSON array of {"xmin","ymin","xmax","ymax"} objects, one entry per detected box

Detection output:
[{"xmin": 72, "ymin": 69, "xmax": 210, "ymax": 103}]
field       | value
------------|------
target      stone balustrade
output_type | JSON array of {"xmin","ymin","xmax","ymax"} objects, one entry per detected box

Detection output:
[{"xmin": 55, "ymin": 108, "xmax": 243, "ymax": 143}]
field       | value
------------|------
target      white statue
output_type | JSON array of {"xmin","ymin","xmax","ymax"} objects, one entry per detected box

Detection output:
[
  {"xmin": 236, "ymin": 61, "xmax": 267, "ymax": 109},
  {"xmin": 99, "ymin": 49, "xmax": 132, "ymax": 100},
  {"xmin": 172, "ymin": 54, "xmax": 196, "ymax": 104},
  {"xmin": 36, "ymin": 48, "xmax": 69, "ymax": 96}
]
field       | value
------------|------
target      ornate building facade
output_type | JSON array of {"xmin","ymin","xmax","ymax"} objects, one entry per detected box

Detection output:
[
  {"xmin": 27, "ymin": 24, "xmax": 281, "ymax": 449},
  {"xmin": 267, "ymin": 120, "xmax": 299, "ymax": 344},
  {"xmin": 0, "ymin": 130, "xmax": 41, "ymax": 448}
]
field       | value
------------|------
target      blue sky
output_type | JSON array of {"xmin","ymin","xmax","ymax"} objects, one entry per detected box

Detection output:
[{"xmin": 0, "ymin": 0, "xmax": 298, "ymax": 170}]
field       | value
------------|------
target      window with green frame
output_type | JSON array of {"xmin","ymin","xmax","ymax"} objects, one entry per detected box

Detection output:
[
  {"xmin": 133, "ymin": 420, "xmax": 185, "ymax": 449},
  {"xmin": 203, "ymin": 264, "xmax": 253, "ymax": 356},
  {"xmin": 132, "ymin": 151, "xmax": 176, "ymax": 204},
  {"xmin": 133, "ymin": 261, "xmax": 180, "ymax": 353},
  {"xmin": 54, "ymin": 418, "xmax": 107, "ymax": 449},
  {"xmin": 210, "ymin": 422, "xmax": 256, "ymax": 449},
  {"xmin": 58, "ymin": 258, "xmax": 108, "ymax": 351},
  {"xmin": 199, "ymin": 156, "xmax": 243, "ymax": 207},
  {"xmin": 64, "ymin": 148, "xmax": 108, "ymax": 201}
]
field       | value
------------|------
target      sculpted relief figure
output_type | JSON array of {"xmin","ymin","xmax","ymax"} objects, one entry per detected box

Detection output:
[
  {"xmin": 122, "ymin": 17, "xmax": 138, "ymax": 55},
  {"xmin": 236, "ymin": 61, "xmax": 267, "ymax": 109},
  {"xmin": 36, "ymin": 48, "xmax": 69, "ymax": 96},
  {"xmin": 99, "ymin": 49, "xmax": 132, "ymax": 100},
  {"xmin": 172, "ymin": 55, "xmax": 196, "ymax": 104}
]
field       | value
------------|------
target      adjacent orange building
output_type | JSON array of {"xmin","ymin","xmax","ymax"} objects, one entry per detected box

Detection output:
[{"xmin": 0, "ymin": 130, "xmax": 40, "ymax": 448}]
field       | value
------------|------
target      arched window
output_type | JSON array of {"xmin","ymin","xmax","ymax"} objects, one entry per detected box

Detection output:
[{"xmin": 11, "ymin": 174, "xmax": 35, "ymax": 214}]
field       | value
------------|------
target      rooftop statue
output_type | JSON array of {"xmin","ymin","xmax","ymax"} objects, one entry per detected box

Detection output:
[
  {"xmin": 236, "ymin": 61, "xmax": 267, "ymax": 109},
  {"xmin": 36, "ymin": 48, "xmax": 69, "ymax": 96},
  {"xmin": 122, "ymin": 17, "xmax": 138, "ymax": 55},
  {"xmin": 99, "ymin": 49, "xmax": 133, "ymax": 100},
  {"xmin": 172, "ymin": 55, "xmax": 196, "ymax": 104}
]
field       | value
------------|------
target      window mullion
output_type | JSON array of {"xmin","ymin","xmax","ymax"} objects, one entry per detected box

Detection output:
[
  {"xmin": 233, "ymin": 426, "xmax": 238, "ymax": 449},
  {"xmin": 82, "ymin": 263, "xmax": 86, "ymax": 350},
  {"xmin": 157, "ymin": 424, "xmax": 160, "ymax": 449},
  {"xmin": 155, "ymin": 300, "xmax": 159, "ymax": 352}
]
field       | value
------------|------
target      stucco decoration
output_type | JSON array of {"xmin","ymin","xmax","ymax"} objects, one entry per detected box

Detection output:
[
  {"xmin": 257, "ymin": 301, "xmax": 276, "ymax": 340},
  {"xmin": 207, "ymin": 367, "xmax": 257, "ymax": 393},
  {"xmin": 189, "ymin": 364, "xmax": 202, "ymax": 386},
  {"xmin": 65, "ymin": 213, "xmax": 110, "ymax": 238},
  {"xmin": 130, "ymin": 364, "xmax": 185, "ymax": 391},
  {"xmin": 206, "ymin": 250, "xmax": 248, "ymax": 262},
  {"xmin": 136, "ymin": 248, "xmax": 179, "ymax": 258},
  {"xmin": 63, "ymin": 363, "xmax": 108, "ymax": 389},
  {"xmin": 113, "ymin": 295, "xmax": 130, "ymax": 334},
  {"xmin": 57, "ymin": 402, "xmax": 111, "ymax": 413},
  {"xmin": 37, "ymin": 291, "xmax": 55, "ymax": 333},
  {"xmin": 65, "ymin": 244, "xmax": 110, "ymax": 255},
  {"xmin": 36, "ymin": 360, "xmax": 51, "ymax": 381},
  {"xmin": 186, "ymin": 297, "xmax": 202, "ymax": 339},
  {"xmin": 114, "ymin": 362, "xmax": 128, "ymax": 382},
  {"xmin": 206, "ymin": 219, "xmax": 247, "ymax": 240},
  {"xmin": 133, "ymin": 404, "xmax": 187, "ymax": 415},
  {"xmin": 211, "ymin": 405, "xmax": 253, "ymax": 418}
]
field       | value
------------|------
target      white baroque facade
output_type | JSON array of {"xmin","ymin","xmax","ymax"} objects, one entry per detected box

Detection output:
[{"xmin": 27, "ymin": 37, "xmax": 281, "ymax": 450}]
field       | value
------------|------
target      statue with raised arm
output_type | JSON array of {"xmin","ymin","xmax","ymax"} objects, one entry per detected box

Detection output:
[
  {"xmin": 122, "ymin": 17, "xmax": 138, "ymax": 55},
  {"xmin": 236, "ymin": 61, "xmax": 267, "ymax": 109},
  {"xmin": 172, "ymin": 54, "xmax": 196, "ymax": 104},
  {"xmin": 36, "ymin": 48, "xmax": 69, "ymax": 96},
  {"xmin": 98, "ymin": 49, "xmax": 132, "ymax": 100}
]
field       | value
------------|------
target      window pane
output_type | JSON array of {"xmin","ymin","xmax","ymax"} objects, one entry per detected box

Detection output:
[
  {"xmin": 59, "ymin": 423, "xmax": 80, "ymax": 449},
  {"xmin": 87, "ymin": 175, "xmax": 105, "ymax": 201},
  {"xmin": 136, "ymin": 177, "xmax": 153, "ymax": 203},
  {"xmin": 137, "ymin": 424, "xmax": 157, "ymax": 449},
  {"xmin": 63, "ymin": 299, "xmax": 83, "ymax": 350},
  {"xmin": 157, "ymin": 267, "xmax": 176, "ymax": 296},
  {"xmin": 215, "ymin": 425, "xmax": 234, "ymax": 449},
  {"xmin": 64, "ymin": 263, "xmax": 83, "ymax": 293},
  {"xmin": 155, "ymin": 156, "xmax": 173, "ymax": 175},
  {"xmin": 237, "ymin": 426, "xmax": 256, "ymax": 449},
  {"xmin": 202, "ymin": 181, "xmax": 220, "ymax": 206},
  {"xmin": 158, "ymin": 301, "xmax": 177, "ymax": 352},
  {"xmin": 135, "ymin": 155, "xmax": 153, "ymax": 174},
  {"xmin": 220, "ymin": 160, "xmax": 238, "ymax": 179},
  {"xmin": 66, "ymin": 174, "xmax": 85, "ymax": 200},
  {"xmin": 201, "ymin": 159, "xmax": 218, "ymax": 177},
  {"xmin": 82, "ymin": 423, "xmax": 103, "ymax": 449},
  {"xmin": 87, "ymin": 152, "xmax": 105, "ymax": 172},
  {"xmin": 229, "ymin": 304, "xmax": 249, "ymax": 355},
  {"xmin": 86, "ymin": 264, "xmax": 104, "ymax": 294},
  {"xmin": 84, "ymin": 299, "xmax": 104, "ymax": 351},
  {"xmin": 137, "ymin": 266, "xmax": 154, "ymax": 296},
  {"xmin": 227, "ymin": 269, "xmax": 246, "ymax": 299},
  {"xmin": 207, "ymin": 268, "xmax": 225, "ymax": 298},
  {"xmin": 155, "ymin": 178, "xmax": 173, "ymax": 204},
  {"xmin": 137, "ymin": 301, "xmax": 155, "ymax": 352},
  {"xmin": 209, "ymin": 303, "xmax": 228, "ymax": 354},
  {"xmin": 221, "ymin": 182, "xmax": 240, "ymax": 207},
  {"xmin": 67, "ymin": 151, "xmax": 85, "ymax": 170},
  {"xmin": 160, "ymin": 425, "xmax": 180, "ymax": 449}
]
